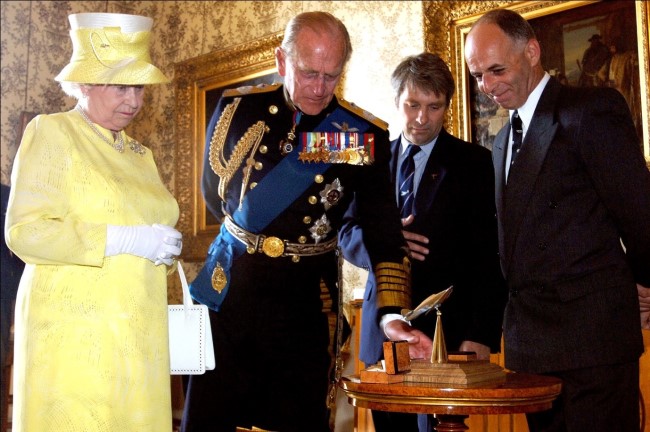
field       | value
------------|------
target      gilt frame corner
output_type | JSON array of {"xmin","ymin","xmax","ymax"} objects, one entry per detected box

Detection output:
[{"xmin": 174, "ymin": 32, "xmax": 283, "ymax": 261}]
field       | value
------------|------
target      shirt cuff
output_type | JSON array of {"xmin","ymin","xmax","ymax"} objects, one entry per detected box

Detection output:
[{"xmin": 379, "ymin": 313, "xmax": 411, "ymax": 339}]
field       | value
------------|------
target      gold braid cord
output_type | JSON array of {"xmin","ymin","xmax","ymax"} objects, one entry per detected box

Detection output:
[
  {"xmin": 375, "ymin": 257, "xmax": 412, "ymax": 310},
  {"xmin": 208, "ymin": 97, "xmax": 267, "ymax": 201}
]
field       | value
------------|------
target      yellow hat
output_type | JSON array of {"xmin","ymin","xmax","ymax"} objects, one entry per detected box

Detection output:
[{"xmin": 55, "ymin": 13, "xmax": 169, "ymax": 85}]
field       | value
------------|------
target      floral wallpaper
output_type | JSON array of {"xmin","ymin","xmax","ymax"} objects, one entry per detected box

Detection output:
[
  {"xmin": 1, "ymin": 1, "xmax": 424, "ymax": 300},
  {"xmin": 1, "ymin": 0, "xmax": 423, "ymax": 185}
]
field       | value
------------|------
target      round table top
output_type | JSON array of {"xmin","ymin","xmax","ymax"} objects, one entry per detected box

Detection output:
[{"xmin": 339, "ymin": 372, "xmax": 562, "ymax": 416}]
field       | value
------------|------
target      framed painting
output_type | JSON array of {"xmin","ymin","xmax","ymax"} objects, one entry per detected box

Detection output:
[
  {"xmin": 423, "ymin": 0, "xmax": 649, "ymax": 162},
  {"xmin": 424, "ymin": 3, "xmax": 650, "ymax": 430},
  {"xmin": 174, "ymin": 32, "xmax": 283, "ymax": 261}
]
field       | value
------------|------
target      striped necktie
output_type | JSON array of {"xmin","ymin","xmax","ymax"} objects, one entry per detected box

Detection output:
[
  {"xmin": 398, "ymin": 144, "xmax": 421, "ymax": 218},
  {"xmin": 510, "ymin": 110, "xmax": 523, "ymax": 166}
]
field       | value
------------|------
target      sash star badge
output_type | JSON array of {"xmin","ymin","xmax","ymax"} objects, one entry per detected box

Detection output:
[
  {"xmin": 309, "ymin": 214, "xmax": 332, "ymax": 243},
  {"xmin": 319, "ymin": 178, "xmax": 344, "ymax": 210}
]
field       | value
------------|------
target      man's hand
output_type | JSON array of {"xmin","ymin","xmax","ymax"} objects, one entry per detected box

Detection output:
[
  {"xmin": 638, "ymin": 283, "xmax": 650, "ymax": 330},
  {"xmin": 458, "ymin": 340, "xmax": 491, "ymax": 360},
  {"xmin": 384, "ymin": 319, "xmax": 432, "ymax": 359},
  {"xmin": 401, "ymin": 214, "xmax": 429, "ymax": 261}
]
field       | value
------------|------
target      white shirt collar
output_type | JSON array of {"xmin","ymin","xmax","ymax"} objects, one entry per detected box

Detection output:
[
  {"xmin": 511, "ymin": 72, "xmax": 551, "ymax": 137},
  {"xmin": 505, "ymin": 72, "xmax": 550, "ymax": 181},
  {"xmin": 400, "ymin": 134, "xmax": 436, "ymax": 159}
]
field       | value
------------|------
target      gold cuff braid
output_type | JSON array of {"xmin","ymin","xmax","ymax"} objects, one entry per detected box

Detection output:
[{"xmin": 376, "ymin": 256, "xmax": 411, "ymax": 310}]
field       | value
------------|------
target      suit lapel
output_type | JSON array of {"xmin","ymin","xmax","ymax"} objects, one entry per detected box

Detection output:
[
  {"xmin": 493, "ymin": 125, "xmax": 509, "ymax": 272},
  {"xmin": 389, "ymin": 138, "xmax": 401, "ymax": 209},
  {"xmin": 390, "ymin": 134, "xmax": 447, "ymax": 219},
  {"xmin": 493, "ymin": 124, "xmax": 508, "ymax": 211},
  {"xmin": 414, "ymin": 132, "xmax": 448, "ymax": 217},
  {"xmin": 502, "ymin": 78, "xmax": 561, "ymax": 265}
]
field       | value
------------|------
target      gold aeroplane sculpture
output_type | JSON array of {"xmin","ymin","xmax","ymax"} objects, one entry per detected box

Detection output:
[
  {"xmin": 401, "ymin": 285, "xmax": 453, "ymax": 363},
  {"xmin": 400, "ymin": 286, "xmax": 453, "ymax": 322}
]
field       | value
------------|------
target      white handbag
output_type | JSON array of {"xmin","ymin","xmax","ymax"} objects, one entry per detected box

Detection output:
[{"xmin": 168, "ymin": 261, "xmax": 216, "ymax": 374}]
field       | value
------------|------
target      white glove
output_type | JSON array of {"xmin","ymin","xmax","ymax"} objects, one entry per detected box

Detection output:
[{"xmin": 105, "ymin": 224, "xmax": 182, "ymax": 266}]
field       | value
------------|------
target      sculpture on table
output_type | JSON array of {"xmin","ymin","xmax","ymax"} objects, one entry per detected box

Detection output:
[
  {"xmin": 360, "ymin": 285, "xmax": 505, "ymax": 385},
  {"xmin": 401, "ymin": 286, "xmax": 454, "ymax": 364}
]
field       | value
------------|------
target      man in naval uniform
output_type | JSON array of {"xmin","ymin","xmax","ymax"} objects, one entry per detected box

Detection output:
[{"xmin": 181, "ymin": 11, "xmax": 410, "ymax": 432}]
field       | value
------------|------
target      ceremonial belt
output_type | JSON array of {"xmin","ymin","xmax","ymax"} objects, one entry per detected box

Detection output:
[{"xmin": 224, "ymin": 216, "xmax": 337, "ymax": 258}]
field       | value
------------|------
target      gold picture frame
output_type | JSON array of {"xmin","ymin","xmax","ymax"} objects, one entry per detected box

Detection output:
[
  {"xmin": 174, "ymin": 32, "xmax": 283, "ymax": 261},
  {"xmin": 423, "ymin": 0, "xmax": 649, "ymax": 162}
]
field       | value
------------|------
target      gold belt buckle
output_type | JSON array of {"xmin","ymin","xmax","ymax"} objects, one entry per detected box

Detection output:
[{"xmin": 261, "ymin": 236, "xmax": 284, "ymax": 258}]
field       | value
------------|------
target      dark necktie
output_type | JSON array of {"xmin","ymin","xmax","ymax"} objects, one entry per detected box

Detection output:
[
  {"xmin": 398, "ymin": 145, "xmax": 421, "ymax": 218},
  {"xmin": 510, "ymin": 110, "xmax": 523, "ymax": 166}
]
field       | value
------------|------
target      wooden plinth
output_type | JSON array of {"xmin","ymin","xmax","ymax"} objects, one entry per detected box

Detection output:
[{"xmin": 405, "ymin": 359, "xmax": 506, "ymax": 386}]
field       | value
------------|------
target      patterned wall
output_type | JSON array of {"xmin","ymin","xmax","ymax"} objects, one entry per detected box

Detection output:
[{"xmin": 1, "ymin": 1, "xmax": 424, "ymax": 301}]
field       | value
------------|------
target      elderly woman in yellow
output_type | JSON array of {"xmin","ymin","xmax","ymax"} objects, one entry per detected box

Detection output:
[{"xmin": 5, "ymin": 13, "xmax": 181, "ymax": 432}]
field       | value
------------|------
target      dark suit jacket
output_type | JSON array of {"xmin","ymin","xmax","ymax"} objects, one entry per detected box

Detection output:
[
  {"xmin": 340, "ymin": 129, "xmax": 507, "ymax": 365},
  {"xmin": 493, "ymin": 77, "xmax": 650, "ymax": 374}
]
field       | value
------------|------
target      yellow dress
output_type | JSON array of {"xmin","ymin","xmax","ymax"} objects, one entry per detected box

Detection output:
[{"xmin": 5, "ymin": 110, "xmax": 179, "ymax": 432}]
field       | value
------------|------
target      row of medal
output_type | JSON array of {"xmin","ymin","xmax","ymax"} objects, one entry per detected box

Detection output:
[{"xmin": 297, "ymin": 131, "xmax": 375, "ymax": 165}]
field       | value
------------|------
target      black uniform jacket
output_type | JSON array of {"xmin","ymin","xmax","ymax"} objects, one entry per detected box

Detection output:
[{"xmin": 201, "ymin": 83, "xmax": 407, "ymax": 292}]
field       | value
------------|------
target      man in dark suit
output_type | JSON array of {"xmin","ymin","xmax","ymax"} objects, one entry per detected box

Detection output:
[
  {"xmin": 464, "ymin": 9, "xmax": 650, "ymax": 432},
  {"xmin": 339, "ymin": 52, "xmax": 507, "ymax": 431}
]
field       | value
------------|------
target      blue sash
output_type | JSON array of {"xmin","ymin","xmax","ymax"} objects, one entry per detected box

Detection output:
[{"xmin": 190, "ymin": 106, "xmax": 371, "ymax": 311}]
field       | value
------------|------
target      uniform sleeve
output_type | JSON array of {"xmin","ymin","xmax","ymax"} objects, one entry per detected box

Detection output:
[
  {"xmin": 5, "ymin": 115, "xmax": 106, "ymax": 266},
  {"xmin": 355, "ymin": 127, "xmax": 407, "ymax": 263},
  {"xmin": 354, "ymin": 127, "xmax": 411, "ymax": 311}
]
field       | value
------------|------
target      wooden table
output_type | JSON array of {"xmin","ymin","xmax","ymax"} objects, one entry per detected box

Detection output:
[{"xmin": 339, "ymin": 372, "xmax": 562, "ymax": 432}]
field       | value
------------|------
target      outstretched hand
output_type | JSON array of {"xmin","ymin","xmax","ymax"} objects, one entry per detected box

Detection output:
[
  {"xmin": 384, "ymin": 319, "xmax": 433, "ymax": 360},
  {"xmin": 458, "ymin": 340, "xmax": 491, "ymax": 360}
]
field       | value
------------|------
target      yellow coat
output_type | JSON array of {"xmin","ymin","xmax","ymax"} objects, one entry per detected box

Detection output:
[{"xmin": 5, "ymin": 110, "xmax": 179, "ymax": 432}]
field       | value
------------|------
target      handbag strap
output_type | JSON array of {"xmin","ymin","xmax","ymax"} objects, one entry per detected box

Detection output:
[{"xmin": 177, "ymin": 260, "xmax": 193, "ymax": 309}]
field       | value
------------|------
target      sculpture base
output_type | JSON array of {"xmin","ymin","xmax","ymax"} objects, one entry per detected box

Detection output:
[{"xmin": 404, "ymin": 359, "xmax": 506, "ymax": 386}]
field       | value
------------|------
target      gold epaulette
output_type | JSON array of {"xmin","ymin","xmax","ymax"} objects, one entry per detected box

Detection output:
[
  {"xmin": 223, "ymin": 82, "xmax": 282, "ymax": 97},
  {"xmin": 375, "ymin": 257, "xmax": 411, "ymax": 310},
  {"xmin": 338, "ymin": 98, "xmax": 389, "ymax": 131}
]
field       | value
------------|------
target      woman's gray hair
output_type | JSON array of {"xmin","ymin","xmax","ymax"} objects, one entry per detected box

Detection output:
[
  {"xmin": 280, "ymin": 11, "xmax": 352, "ymax": 65},
  {"xmin": 59, "ymin": 82, "xmax": 84, "ymax": 100}
]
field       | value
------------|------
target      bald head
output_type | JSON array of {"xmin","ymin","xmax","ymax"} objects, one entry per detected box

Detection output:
[{"xmin": 464, "ymin": 9, "xmax": 545, "ymax": 109}]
